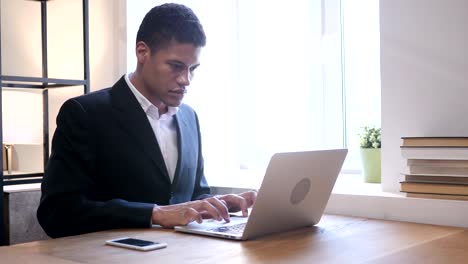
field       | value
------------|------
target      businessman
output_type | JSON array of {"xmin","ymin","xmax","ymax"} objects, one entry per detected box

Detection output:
[{"xmin": 37, "ymin": 3, "xmax": 256, "ymax": 238}]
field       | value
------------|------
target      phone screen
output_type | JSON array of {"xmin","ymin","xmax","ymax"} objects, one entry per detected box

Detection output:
[{"xmin": 113, "ymin": 238, "xmax": 157, "ymax": 247}]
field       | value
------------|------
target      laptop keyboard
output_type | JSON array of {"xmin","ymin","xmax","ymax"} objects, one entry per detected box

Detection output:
[{"xmin": 209, "ymin": 223, "xmax": 246, "ymax": 234}]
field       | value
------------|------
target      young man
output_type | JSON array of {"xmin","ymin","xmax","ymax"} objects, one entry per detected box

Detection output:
[{"xmin": 37, "ymin": 3, "xmax": 256, "ymax": 238}]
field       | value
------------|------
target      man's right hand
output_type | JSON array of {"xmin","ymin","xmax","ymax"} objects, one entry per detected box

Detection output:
[{"xmin": 152, "ymin": 196, "xmax": 230, "ymax": 228}]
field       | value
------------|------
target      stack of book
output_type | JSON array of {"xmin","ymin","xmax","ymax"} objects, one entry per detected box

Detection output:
[{"xmin": 400, "ymin": 137, "xmax": 468, "ymax": 200}]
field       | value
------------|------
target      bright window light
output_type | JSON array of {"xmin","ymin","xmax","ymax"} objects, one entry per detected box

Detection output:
[{"xmin": 127, "ymin": 0, "xmax": 381, "ymax": 187}]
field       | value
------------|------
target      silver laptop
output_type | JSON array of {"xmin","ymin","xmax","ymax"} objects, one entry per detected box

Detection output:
[{"xmin": 174, "ymin": 149, "xmax": 348, "ymax": 240}]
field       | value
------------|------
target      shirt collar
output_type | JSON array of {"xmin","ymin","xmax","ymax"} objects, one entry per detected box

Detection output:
[{"xmin": 125, "ymin": 73, "xmax": 179, "ymax": 118}]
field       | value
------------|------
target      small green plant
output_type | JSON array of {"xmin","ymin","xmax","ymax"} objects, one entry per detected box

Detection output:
[{"xmin": 359, "ymin": 126, "xmax": 381, "ymax": 148}]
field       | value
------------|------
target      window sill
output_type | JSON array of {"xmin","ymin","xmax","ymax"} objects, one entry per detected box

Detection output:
[
  {"xmin": 211, "ymin": 172, "xmax": 468, "ymax": 228},
  {"xmin": 327, "ymin": 174, "xmax": 468, "ymax": 228},
  {"xmin": 332, "ymin": 173, "xmax": 403, "ymax": 197}
]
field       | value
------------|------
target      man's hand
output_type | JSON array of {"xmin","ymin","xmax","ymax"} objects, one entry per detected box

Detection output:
[
  {"xmin": 216, "ymin": 191, "xmax": 257, "ymax": 217},
  {"xmin": 152, "ymin": 196, "xmax": 230, "ymax": 228}
]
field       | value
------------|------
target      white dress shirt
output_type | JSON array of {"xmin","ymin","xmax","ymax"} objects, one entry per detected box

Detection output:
[{"xmin": 125, "ymin": 73, "xmax": 179, "ymax": 182}]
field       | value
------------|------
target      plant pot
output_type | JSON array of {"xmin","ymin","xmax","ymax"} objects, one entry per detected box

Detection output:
[{"xmin": 360, "ymin": 148, "xmax": 381, "ymax": 183}]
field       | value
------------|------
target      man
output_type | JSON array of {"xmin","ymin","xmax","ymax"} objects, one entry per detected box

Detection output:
[{"xmin": 37, "ymin": 3, "xmax": 256, "ymax": 238}]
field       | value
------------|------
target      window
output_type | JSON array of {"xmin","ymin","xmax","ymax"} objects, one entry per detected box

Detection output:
[
  {"xmin": 127, "ymin": 0, "xmax": 381, "ymax": 187},
  {"xmin": 341, "ymin": 0, "xmax": 381, "ymax": 173}
]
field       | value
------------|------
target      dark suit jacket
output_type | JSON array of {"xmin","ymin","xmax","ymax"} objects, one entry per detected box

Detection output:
[{"xmin": 37, "ymin": 76, "xmax": 211, "ymax": 238}]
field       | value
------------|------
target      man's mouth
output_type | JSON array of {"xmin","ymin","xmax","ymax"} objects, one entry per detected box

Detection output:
[{"xmin": 170, "ymin": 89, "xmax": 186, "ymax": 95}]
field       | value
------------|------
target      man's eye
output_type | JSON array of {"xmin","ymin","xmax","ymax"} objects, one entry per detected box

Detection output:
[
  {"xmin": 170, "ymin": 63, "xmax": 184, "ymax": 71},
  {"xmin": 189, "ymin": 66, "xmax": 199, "ymax": 73}
]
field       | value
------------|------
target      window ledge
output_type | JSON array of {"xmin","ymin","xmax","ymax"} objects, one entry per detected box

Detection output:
[
  {"xmin": 332, "ymin": 173, "xmax": 403, "ymax": 197},
  {"xmin": 327, "ymin": 174, "xmax": 468, "ymax": 228},
  {"xmin": 211, "ymin": 173, "xmax": 468, "ymax": 228}
]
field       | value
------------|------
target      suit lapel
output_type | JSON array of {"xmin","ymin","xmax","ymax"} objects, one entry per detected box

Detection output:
[
  {"xmin": 109, "ymin": 77, "xmax": 170, "ymax": 183},
  {"xmin": 172, "ymin": 112, "xmax": 188, "ymax": 188}
]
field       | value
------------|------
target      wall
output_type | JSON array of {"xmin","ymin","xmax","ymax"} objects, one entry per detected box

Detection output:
[
  {"xmin": 1, "ymin": 0, "xmax": 127, "ymax": 172},
  {"xmin": 47, "ymin": 0, "xmax": 127, "ymax": 148},
  {"xmin": 380, "ymin": 0, "xmax": 468, "ymax": 192}
]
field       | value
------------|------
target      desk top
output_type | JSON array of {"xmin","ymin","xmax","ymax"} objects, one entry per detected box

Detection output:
[{"xmin": 1, "ymin": 214, "xmax": 467, "ymax": 264}]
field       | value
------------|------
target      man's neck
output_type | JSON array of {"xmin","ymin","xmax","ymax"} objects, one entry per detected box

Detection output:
[{"xmin": 128, "ymin": 72, "xmax": 168, "ymax": 115}]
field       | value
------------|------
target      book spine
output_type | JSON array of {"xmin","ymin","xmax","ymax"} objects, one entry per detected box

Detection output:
[
  {"xmin": 407, "ymin": 166, "xmax": 468, "ymax": 176},
  {"xmin": 401, "ymin": 138, "xmax": 468, "ymax": 147},
  {"xmin": 401, "ymin": 148, "xmax": 468, "ymax": 160},
  {"xmin": 400, "ymin": 182, "xmax": 468, "ymax": 195},
  {"xmin": 407, "ymin": 159, "xmax": 468, "ymax": 167},
  {"xmin": 404, "ymin": 175, "xmax": 468, "ymax": 184},
  {"xmin": 406, "ymin": 192, "xmax": 468, "ymax": 201}
]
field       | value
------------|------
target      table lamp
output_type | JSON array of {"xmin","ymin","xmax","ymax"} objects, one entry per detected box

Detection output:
[{"xmin": 2, "ymin": 90, "xmax": 43, "ymax": 174}]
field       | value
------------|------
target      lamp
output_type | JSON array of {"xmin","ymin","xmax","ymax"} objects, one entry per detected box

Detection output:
[{"xmin": 2, "ymin": 90, "xmax": 43, "ymax": 174}]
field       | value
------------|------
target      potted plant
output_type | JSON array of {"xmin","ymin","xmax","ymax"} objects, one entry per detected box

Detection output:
[{"xmin": 359, "ymin": 126, "xmax": 381, "ymax": 183}]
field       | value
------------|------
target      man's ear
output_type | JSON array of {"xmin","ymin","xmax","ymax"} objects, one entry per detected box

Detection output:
[{"xmin": 135, "ymin": 41, "xmax": 151, "ymax": 64}]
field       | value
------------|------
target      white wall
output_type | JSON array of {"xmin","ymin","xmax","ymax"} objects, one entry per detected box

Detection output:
[
  {"xmin": 381, "ymin": 0, "xmax": 468, "ymax": 192},
  {"xmin": 1, "ymin": 0, "xmax": 127, "ymax": 172},
  {"xmin": 89, "ymin": 0, "xmax": 127, "ymax": 90},
  {"xmin": 48, "ymin": 0, "xmax": 127, "ymax": 141}
]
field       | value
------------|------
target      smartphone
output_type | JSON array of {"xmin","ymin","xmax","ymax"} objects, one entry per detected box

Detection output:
[{"xmin": 105, "ymin": 237, "xmax": 167, "ymax": 251}]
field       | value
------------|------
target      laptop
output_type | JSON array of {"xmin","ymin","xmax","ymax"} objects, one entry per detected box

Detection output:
[{"xmin": 174, "ymin": 149, "xmax": 348, "ymax": 240}]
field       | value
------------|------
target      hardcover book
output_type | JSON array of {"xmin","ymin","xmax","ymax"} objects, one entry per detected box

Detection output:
[
  {"xmin": 400, "ymin": 181, "xmax": 468, "ymax": 195},
  {"xmin": 406, "ymin": 192, "xmax": 468, "ymax": 201},
  {"xmin": 403, "ymin": 174, "xmax": 468, "ymax": 184},
  {"xmin": 406, "ymin": 165, "xmax": 468, "ymax": 176},
  {"xmin": 407, "ymin": 159, "xmax": 468, "ymax": 167},
  {"xmin": 401, "ymin": 137, "xmax": 468, "ymax": 147},
  {"xmin": 401, "ymin": 147, "xmax": 468, "ymax": 160}
]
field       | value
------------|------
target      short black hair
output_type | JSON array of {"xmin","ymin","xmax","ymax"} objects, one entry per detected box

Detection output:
[{"xmin": 136, "ymin": 3, "xmax": 206, "ymax": 52}]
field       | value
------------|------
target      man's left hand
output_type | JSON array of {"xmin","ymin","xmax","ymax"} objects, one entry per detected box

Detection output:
[{"xmin": 216, "ymin": 191, "xmax": 257, "ymax": 217}]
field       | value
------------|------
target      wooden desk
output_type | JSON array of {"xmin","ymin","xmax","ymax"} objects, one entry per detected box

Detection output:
[{"xmin": 1, "ymin": 214, "xmax": 467, "ymax": 264}]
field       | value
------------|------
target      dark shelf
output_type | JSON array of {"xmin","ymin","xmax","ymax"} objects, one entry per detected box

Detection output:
[
  {"xmin": 3, "ymin": 172, "xmax": 43, "ymax": 180},
  {"xmin": 1, "ymin": 75, "xmax": 87, "ymax": 89},
  {"xmin": 3, "ymin": 173, "xmax": 43, "ymax": 186},
  {"xmin": 0, "ymin": 0, "xmax": 90, "ymax": 245}
]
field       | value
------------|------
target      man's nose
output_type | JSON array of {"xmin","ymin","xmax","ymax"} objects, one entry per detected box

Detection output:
[{"xmin": 176, "ymin": 70, "xmax": 191, "ymax": 86}]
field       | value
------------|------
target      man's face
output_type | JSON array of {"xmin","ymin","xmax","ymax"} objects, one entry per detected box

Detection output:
[{"xmin": 138, "ymin": 40, "xmax": 201, "ymax": 109}]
